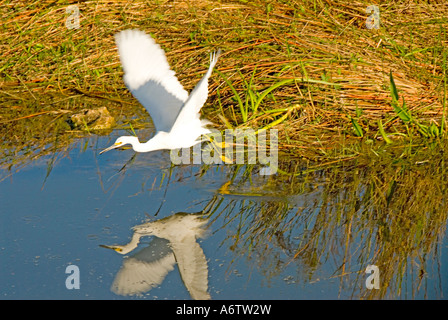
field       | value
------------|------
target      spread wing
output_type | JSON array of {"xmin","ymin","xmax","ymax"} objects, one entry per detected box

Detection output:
[
  {"xmin": 171, "ymin": 234, "xmax": 210, "ymax": 300},
  {"xmin": 111, "ymin": 238, "xmax": 176, "ymax": 296},
  {"xmin": 115, "ymin": 29, "xmax": 189, "ymax": 133},
  {"xmin": 171, "ymin": 50, "xmax": 220, "ymax": 131}
]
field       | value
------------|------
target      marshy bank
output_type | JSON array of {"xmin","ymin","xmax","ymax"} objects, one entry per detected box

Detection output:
[{"xmin": 2, "ymin": 1, "xmax": 448, "ymax": 161}]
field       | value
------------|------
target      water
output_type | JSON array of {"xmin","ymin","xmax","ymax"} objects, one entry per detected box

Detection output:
[{"xmin": 1, "ymin": 134, "xmax": 447, "ymax": 299}]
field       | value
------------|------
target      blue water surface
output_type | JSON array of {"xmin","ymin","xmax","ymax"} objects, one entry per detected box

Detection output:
[{"xmin": 0, "ymin": 135, "xmax": 446, "ymax": 299}]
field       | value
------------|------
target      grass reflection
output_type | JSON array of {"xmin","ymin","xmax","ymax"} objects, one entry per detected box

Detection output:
[
  {"xmin": 0, "ymin": 93, "xmax": 147, "ymax": 182},
  {"xmin": 204, "ymin": 152, "xmax": 447, "ymax": 299}
]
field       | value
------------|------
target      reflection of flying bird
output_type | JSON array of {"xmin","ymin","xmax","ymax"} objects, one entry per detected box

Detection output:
[
  {"xmin": 101, "ymin": 213, "xmax": 210, "ymax": 300},
  {"xmin": 100, "ymin": 29, "xmax": 220, "ymax": 154},
  {"xmin": 106, "ymin": 237, "xmax": 176, "ymax": 296}
]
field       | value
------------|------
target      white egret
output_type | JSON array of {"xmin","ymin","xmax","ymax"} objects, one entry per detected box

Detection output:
[
  {"xmin": 101, "ymin": 213, "xmax": 210, "ymax": 300},
  {"xmin": 100, "ymin": 29, "xmax": 220, "ymax": 154}
]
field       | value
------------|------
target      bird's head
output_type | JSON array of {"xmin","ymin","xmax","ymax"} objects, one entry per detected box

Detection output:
[
  {"xmin": 99, "ymin": 136, "xmax": 139, "ymax": 154},
  {"xmin": 99, "ymin": 244, "xmax": 133, "ymax": 255}
]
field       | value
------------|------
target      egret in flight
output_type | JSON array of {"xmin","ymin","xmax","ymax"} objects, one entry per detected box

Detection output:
[
  {"xmin": 100, "ymin": 29, "xmax": 220, "ymax": 154},
  {"xmin": 101, "ymin": 212, "xmax": 210, "ymax": 300}
]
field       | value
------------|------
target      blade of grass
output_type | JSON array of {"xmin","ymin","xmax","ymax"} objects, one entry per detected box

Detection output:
[{"xmin": 378, "ymin": 120, "xmax": 393, "ymax": 144}]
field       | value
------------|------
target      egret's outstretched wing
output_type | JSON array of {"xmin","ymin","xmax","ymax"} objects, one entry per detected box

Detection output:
[
  {"xmin": 115, "ymin": 30, "xmax": 189, "ymax": 133},
  {"xmin": 111, "ymin": 238, "xmax": 176, "ymax": 296},
  {"xmin": 171, "ymin": 234, "xmax": 210, "ymax": 300},
  {"xmin": 171, "ymin": 50, "xmax": 220, "ymax": 130},
  {"xmin": 111, "ymin": 254, "xmax": 176, "ymax": 296}
]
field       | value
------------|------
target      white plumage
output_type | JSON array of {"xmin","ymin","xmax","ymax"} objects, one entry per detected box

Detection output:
[{"xmin": 100, "ymin": 29, "xmax": 220, "ymax": 154}]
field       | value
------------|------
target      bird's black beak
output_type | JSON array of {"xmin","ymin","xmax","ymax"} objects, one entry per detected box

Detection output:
[
  {"xmin": 99, "ymin": 244, "xmax": 123, "ymax": 252},
  {"xmin": 99, "ymin": 142, "xmax": 122, "ymax": 155}
]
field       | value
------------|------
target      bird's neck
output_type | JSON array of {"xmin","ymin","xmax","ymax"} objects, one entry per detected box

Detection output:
[
  {"xmin": 134, "ymin": 132, "xmax": 168, "ymax": 153},
  {"xmin": 122, "ymin": 232, "xmax": 143, "ymax": 254}
]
